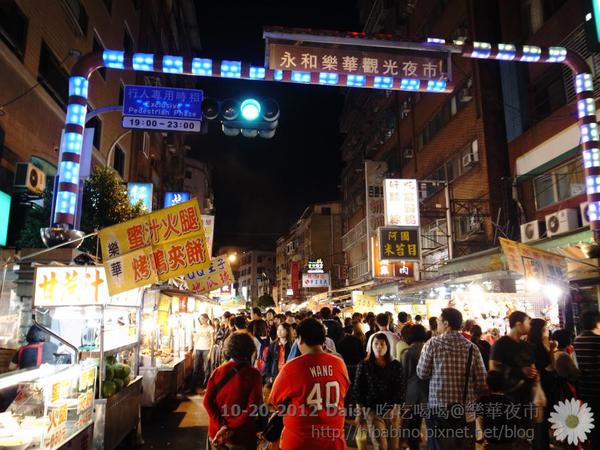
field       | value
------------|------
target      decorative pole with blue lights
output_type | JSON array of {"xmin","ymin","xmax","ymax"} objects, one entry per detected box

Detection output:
[{"xmin": 46, "ymin": 32, "xmax": 600, "ymax": 248}]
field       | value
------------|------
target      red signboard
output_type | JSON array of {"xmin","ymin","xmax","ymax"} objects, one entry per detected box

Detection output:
[
  {"xmin": 291, "ymin": 261, "xmax": 299, "ymax": 295},
  {"xmin": 268, "ymin": 42, "xmax": 447, "ymax": 80}
]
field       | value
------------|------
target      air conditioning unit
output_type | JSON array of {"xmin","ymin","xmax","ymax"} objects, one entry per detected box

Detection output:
[
  {"xmin": 13, "ymin": 163, "xmax": 46, "ymax": 194},
  {"xmin": 520, "ymin": 220, "xmax": 545, "ymax": 243},
  {"xmin": 545, "ymin": 208, "xmax": 579, "ymax": 237},
  {"xmin": 462, "ymin": 152, "xmax": 477, "ymax": 168},
  {"xmin": 403, "ymin": 147, "xmax": 414, "ymax": 159},
  {"xmin": 580, "ymin": 202, "xmax": 590, "ymax": 227}
]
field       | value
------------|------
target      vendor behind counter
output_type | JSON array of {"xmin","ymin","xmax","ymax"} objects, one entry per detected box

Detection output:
[{"xmin": 9, "ymin": 326, "xmax": 58, "ymax": 370}]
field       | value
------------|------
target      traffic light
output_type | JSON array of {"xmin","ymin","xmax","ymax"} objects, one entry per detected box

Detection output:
[{"xmin": 201, "ymin": 97, "xmax": 280, "ymax": 138}]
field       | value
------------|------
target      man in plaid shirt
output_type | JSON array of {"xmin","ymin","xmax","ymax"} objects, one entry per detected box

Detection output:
[{"xmin": 417, "ymin": 307, "xmax": 487, "ymax": 450}]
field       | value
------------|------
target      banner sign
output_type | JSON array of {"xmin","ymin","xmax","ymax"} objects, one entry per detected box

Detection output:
[
  {"xmin": 291, "ymin": 261, "xmax": 299, "ymax": 294},
  {"xmin": 127, "ymin": 183, "xmax": 153, "ymax": 211},
  {"xmin": 164, "ymin": 191, "xmax": 190, "ymax": 208},
  {"xmin": 302, "ymin": 272, "xmax": 330, "ymax": 288},
  {"xmin": 98, "ymin": 198, "xmax": 210, "ymax": 295},
  {"xmin": 307, "ymin": 258, "xmax": 324, "ymax": 273},
  {"xmin": 499, "ymin": 238, "xmax": 565, "ymax": 283},
  {"xmin": 33, "ymin": 266, "xmax": 140, "ymax": 307},
  {"xmin": 352, "ymin": 292, "xmax": 377, "ymax": 313},
  {"xmin": 383, "ymin": 179, "xmax": 419, "ymax": 227},
  {"xmin": 185, "ymin": 255, "xmax": 235, "ymax": 294},
  {"xmin": 202, "ymin": 214, "xmax": 215, "ymax": 257},
  {"xmin": 372, "ymin": 237, "xmax": 415, "ymax": 279},
  {"xmin": 268, "ymin": 42, "xmax": 447, "ymax": 80},
  {"xmin": 378, "ymin": 226, "xmax": 420, "ymax": 261}
]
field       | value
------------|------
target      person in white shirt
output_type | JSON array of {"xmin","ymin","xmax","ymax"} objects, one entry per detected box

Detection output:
[
  {"xmin": 366, "ymin": 313, "xmax": 400, "ymax": 359},
  {"xmin": 193, "ymin": 314, "xmax": 214, "ymax": 393}
]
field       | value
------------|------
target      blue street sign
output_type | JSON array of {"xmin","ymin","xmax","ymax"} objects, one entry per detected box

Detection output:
[
  {"xmin": 164, "ymin": 191, "xmax": 190, "ymax": 208},
  {"xmin": 122, "ymin": 85, "xmax": 203, "ymax": 132}
]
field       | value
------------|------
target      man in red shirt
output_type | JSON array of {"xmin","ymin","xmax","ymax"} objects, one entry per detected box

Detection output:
[{"xmin": 269, "ymin": 318, "xmax": 350, "ymax": 450}]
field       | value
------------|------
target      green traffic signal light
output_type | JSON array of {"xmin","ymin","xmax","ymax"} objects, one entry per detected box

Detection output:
[{"xmin": 240, "ymin": 98, "xmax": 261, "ymax": 121}]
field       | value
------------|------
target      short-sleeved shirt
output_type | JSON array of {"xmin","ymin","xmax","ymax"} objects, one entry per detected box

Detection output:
[{"xmin": 269, "ymin": 352, "xmax": 350, "ymax": 450}]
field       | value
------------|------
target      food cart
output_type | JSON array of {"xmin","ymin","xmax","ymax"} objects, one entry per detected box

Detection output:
[
  {"xmin": 32, "ymin": 265, "xmax": 143, "ymax": 450},
  {"xmin": 0, "ymin": 361, "xmax": 97, "ymax": 450},
  {"xmin": 138, "ymin": 287, "xmax": 214, "ymax": 406}
]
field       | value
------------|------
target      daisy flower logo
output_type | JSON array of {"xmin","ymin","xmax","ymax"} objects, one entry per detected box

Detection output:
[{"xmin": 548, "ymin": 398, "xmax": 595, "ymax": 446}]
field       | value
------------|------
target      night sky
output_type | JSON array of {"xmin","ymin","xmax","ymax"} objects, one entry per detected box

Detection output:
[{"xmin": 190, "ymin": 1, "xmax": 361, "ymax": 250}]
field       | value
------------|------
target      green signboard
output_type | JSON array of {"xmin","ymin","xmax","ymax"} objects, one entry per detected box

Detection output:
[{"xmin": 0, "ymin": 191, "xmax": 11, "ymax": 247}]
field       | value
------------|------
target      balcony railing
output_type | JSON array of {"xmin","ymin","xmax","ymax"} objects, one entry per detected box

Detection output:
[
  {"xmin": 342, "ymin": 219, "xmax": 367, "ymax": 251},
  {"xmin": 348, "ymin": 259, "xmax": 369, "ymax": 284}
]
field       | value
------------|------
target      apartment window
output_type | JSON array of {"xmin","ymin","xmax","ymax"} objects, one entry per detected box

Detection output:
[
  {"xmin": 533, "ymin": 67, "xmax": 566, "ymax": 122},
  {"xmin": 103, "ymin": 0, "xmax": 112, "ymax": 14},
  {"xmin": 93, "ymin": 36, "xmax": 106, "ymax": 80},
  {"xmin": 118, "ymin": 84, "xmax": 124, "ymax": 105},
  {"xmin": 0, "ymin": 0, "xmax": 28, "ymax": 59},
  {"xmin": 322, "ymin": 207, "xmax": 331, "ymax": 216},
  {"xmin": 257, "ymin": 256, "xmax": 263, "ymax": 263},
  {"xmin": 64, "ymin": 0, "xmax": 88, "ymax": 36},
  {"xmin": 38, "ymin": 43, "xmax": 69, "ymax": 108},
  {"xmin": 132, "ymin": 0, "xmax": 142, "ymax": 9},
  {"xmin": 87, "ymin": 114, "xmax": 102, "ymax": 150},
  {"xmin": 185, "ymin": 170, "xmax": 192, "ymax": 179},
  {"xmin": 113, "ymin": 145, "xmax": 125, "ymax": 178},
  {"xmin": 123, "ymin": 27, "xmax": 134, "ymax": 53},
  {"xmin": 534, "ymin": 157, "xmax": 585, "ymax": 209}
]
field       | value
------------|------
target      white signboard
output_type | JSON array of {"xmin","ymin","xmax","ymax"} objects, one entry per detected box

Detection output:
[
  {"xmin": 302, "ymin": 272, "xmax": 331, "ymax": 288},
  {"xmin": 34, "ymin": 266, "xmax": 140, "ymax": 307},
  {"xmin": 384, "ymin": 179, "xmax": 420, "ymax": 227},
  {"xmin": 202, "ymin": 215, "xmax": 215, "ymax": 257}
]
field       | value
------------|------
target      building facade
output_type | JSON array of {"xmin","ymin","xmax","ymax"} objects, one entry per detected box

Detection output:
[
  {"xmin": 276, "ymin": 202, "xmax": 344, "ymax": 304},
  {"xmin": 0, "ymin": 0, "xmax": 210, "ymax": 245},
  {"xmin": 238, "ymin": 250, "xmax": 276, "ymax": 304},
  {"xmin": 341, "ymin": 0, "xmax": 510, "ymax": 290}
]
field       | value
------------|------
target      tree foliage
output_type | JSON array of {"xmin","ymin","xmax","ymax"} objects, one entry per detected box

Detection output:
[
  {"xmin": 79, "ymin": 166, "xmax": 146, "ymax": 254},
  {"xmin": 15, "ymin": 190, "xmax": 52, "ymax": 249},
  {"xmin": 16, "ymin": 167, "xmax": 145, "ymax": 254},
  {"xmin": 257, "ymin": 294, "xmax": 275, "ymax": 309}
]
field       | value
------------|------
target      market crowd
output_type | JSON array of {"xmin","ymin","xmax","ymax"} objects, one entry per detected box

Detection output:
[{"xmin": 191, "ymin": 306, "xmax": 600, "ymax": 450}]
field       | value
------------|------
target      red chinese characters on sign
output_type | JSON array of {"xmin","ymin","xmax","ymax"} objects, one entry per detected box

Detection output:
[
  {"xmin": 179, "ymin": 206, "xmax": 201, "ymax": 233},
  {"xmin": 127, "ymin": 224, "xmax": 146, "ymax": 250},
  {"xmin": 185, "ymin": 238, "xmax": 206, "ymax": 265},
  {"xmin": 167, "ymin": 244, "xmax": 186, "ymax": 270},
  {"xmin": 152, "ymin": 248, "xmax": 168, "ymax": 275},
  {"xmin": 132, "ymin": 254, "xmax": 152, "ymax": 282},
  {"xmin": 161, "ymin": 213, "xmax": 181, "ymax": 240}
]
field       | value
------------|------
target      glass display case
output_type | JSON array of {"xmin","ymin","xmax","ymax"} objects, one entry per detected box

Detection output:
[{"xmin": 0, "ymin": 362, "xmax": 96, "ymax": 450}]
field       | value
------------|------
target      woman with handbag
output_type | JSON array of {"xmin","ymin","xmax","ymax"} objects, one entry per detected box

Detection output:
[{"xmin": 203, "ymin": 332, "xmax": 264, "ymax": 450}]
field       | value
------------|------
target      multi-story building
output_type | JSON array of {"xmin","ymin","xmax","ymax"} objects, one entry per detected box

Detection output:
[
  {"xmin": 183, "ymin": 155, "xmax": 214, "ymax": 213},
  {"xmin": 0, "ymin": 0, "xmax": 207, "ymax": 244},
  {"xmin": 0, "ymin": 0, "xmax": 140, "ymax": 242},
  {"xmin": 496, "ymin": 0, "xmax": 600, "ymax": 325},
  {"xmin": 276, "ymin": 202, "xmax": 344, "ymax": 304},
  {"xmin": 238, "ymin": 250, "xmax": 276, "ymax": 304},
  {"xmin": 341, "ymin": 0, "xmax": 509, "ymax": 292}
]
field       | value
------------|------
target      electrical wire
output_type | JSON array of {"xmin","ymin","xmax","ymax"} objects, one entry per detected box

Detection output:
[{"xmin": 0, "ymin": 53, "xmax": 73, "ymax": 114}]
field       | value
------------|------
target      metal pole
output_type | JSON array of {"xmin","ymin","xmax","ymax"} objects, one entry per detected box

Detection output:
[
  {"xmin": 445, "ymin": 183, "xmax": 454, "ymax": 260},
  {"xmin": 32, "ymin": 316, "xmax": 79, "ymax": 363},
  {"xmin": 85, "ymin": 105, "xmax": 123, "ymax": 124}
]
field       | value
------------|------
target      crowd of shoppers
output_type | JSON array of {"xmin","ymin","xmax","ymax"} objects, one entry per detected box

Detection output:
[{"xmin": 195, "ymin": 305, "xmax": 599, "ymax": 450}]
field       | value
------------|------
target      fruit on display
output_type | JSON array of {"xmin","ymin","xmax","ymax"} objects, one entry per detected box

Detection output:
[
  {"xmin": 113, "ymin": 378, "xmax": 124, "ymax": 392},
  {"xmin": 102, "ymin": 381, "xmax": 116, "ymax": 398},
  {"xmin": 101, "ymin": 357, "xmax": 132, "ymax": 398},
  {"xmin": 105, "ymin": 365, "xmax": 114, "ymax": 382}
]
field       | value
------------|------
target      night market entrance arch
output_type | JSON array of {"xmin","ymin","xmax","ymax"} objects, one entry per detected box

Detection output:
[{"xmin": 50, "ymin": 28, "xmax": 600, "ymax": 246}]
